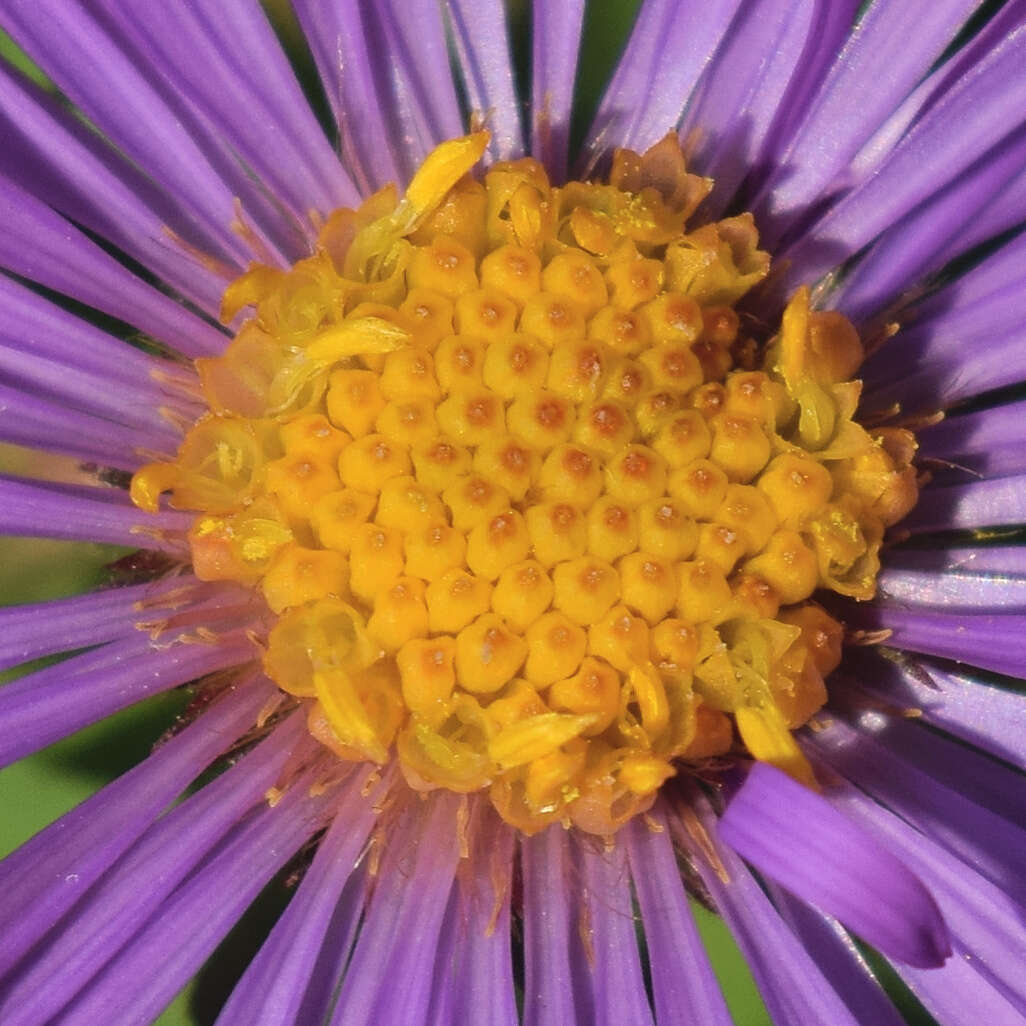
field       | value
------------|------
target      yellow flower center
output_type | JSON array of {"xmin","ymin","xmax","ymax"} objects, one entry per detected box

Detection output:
[{"xmin": 131, "ymin": 132, "xmax": 918, "ymax": 835}]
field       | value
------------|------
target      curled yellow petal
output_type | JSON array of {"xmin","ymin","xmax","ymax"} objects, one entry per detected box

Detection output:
[
  {"xmin": 314, "ymin": 669, "xmax": 389, "ymax": 764},
  {"xmin": 488, "ymin": 712, "xmax": 595, "ymax": 770},
  {"xmin": 735, "ymin": 702, "xmax": 818, "ymax": 790},
  {"xmin": 305, "ymin": 316, "xmax": 411, "ymax": 363},
  {"xmin": 402, "ymin": 132, "xmax": 490, "ymax": 227}
]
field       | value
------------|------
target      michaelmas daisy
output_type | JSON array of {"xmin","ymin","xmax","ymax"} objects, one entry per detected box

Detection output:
[{"xmin": 1, "ymin": 2, "xmax": 1025, "ymax": 1025}]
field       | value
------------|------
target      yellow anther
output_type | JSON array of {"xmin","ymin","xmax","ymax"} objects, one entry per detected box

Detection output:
[
  {"xmin": 488, "ymin": 712, "xmax": 595, "ymax": 771},
  {"xmin": 676, "ymin": 559, "xmax": 732, "ymax": 624},
  {"xmin": 518, "ymin": 292, "xmax": 586, "ymax": 349},
  {"xmin": 604, "ymin": 445, "xmax": 668, "ymax": 505},
  {"xmin": 602, "ymin": 357, "xmax": 652, "ymax": 403},
  {"xmin": 642, "ymin": 292, "xmax": 703, "ymax": 345},
  {"xmin": 694, "ymin": 522, "xmax": 747, "ymax": 575},
  {"xmin": 326, "ymin": 369, "xmax": 386, "ymax": 438},
  {"xmin": 745, "ymin": 530, "xmax": 819, "ymax": 605},
  {"xmin": 552, "ymin": 557, "xmax": 621, "ymax": 625},
  {"xmin": 411, "ymin": 437, "xmax": 473, "ymax": 492},
  {"xmin": 524, "ymin": 611, "xmax": 588, "ymax": 686},
  {"xmin": 548, "ymin": 657, "xmax": 620, "ymax": 735},
  {"xmin": 587, "ymin": 605, "xmax": 650, "ymax": 673},
  {"xmin": 348, "ymin": 524, "xmax": 405, "ymax": 602},
  {"xmin": 264, "ymin": 450, "xmax": 340, "ymax": 523},
  {"xmin": 375, "ymin": 475, "xmax": 446, "ymax": 531},
  {"xmin": 573, "ymin": 400, "xmax": 634, "ymax": 455},
  {"xmin": 586, "ymin": 498, "xmax": 638, "ymax": 563},
  {"xmin": 480, "ymin": 244, "xmax": 543, "ymax": 303},
  {"xmin": 397, "ymin": 637, "xmax": 457, "ymax": 727},
  {"xmin": 279, "ymin": 413, "xmax": 351, "ymax": 458},
  {"xmin": 473, "ymin": 438, "xmax": 538, "ymax": 501},
  {"xmin": 374, "ymin": 397, "xmax": 438, "ymax": 447},
  {"xmin": 639, "ymin": 342, "xmax": 703, "ymax": 393},
  {"xmin": 491, "ymin": 560, "xmax": 554, "ymax": 632},
  {"xmin": 651, "ymin": 619, "xmax": 700, "ymax": 670},
  {"xmin": 264, "ymin": 598, "xmax": 375, "ymax": 698},
  {"xmin": 619, "ymin": 754, "xmax": 674, "ymax": 796},
  {"xmin": 637, "ymin": 499, "xmax": 697, "ymax": 561},
  {"xmin": 716, "ymin": 484, "xmax": 777, "ymax": 555},
  {"xmin": 605, "ymin": 256, "xmax": 664, "ymax": 309},
  {"xmin": 442, "ymin": 474, "xmax": 511, "ymax": 530},
  {"xmin": 525, "ymin": 501, "xmax": 587, "ymax": 566},
  {"xmin": 338, "ymin": 433, "xmax": 411, "ymax": 492},
  {"xmin": 537, "ymin": 445, "xmax": 604, "ymax": 505},
  {"xmin": 455, "ymin": 614, "xmax": 529, "ymax": 693},
  {"xmin": 651, "ymin": 409, "xmax": 712, "ymax": 468},
  {"xmin": 709, "ymin": 413, "xmax": 772, "ymax": 483},
  {"xmin": 379, "ymin": 348, "xmax": 440, "ymax": 402},
  {"xmin": 634, "ymin": 390, "xmax": 683, "ymax": 437},
  {"xmin": 779, "ymin": 603, "xmax": 844, "ymax": 676},
  {"xmin": 305, "ymin": 314, "xmax": 411, "ymax": 364},
  {"xmin": 547, "ymin": 341, "xmax": 608, "ymax": 403},
  {"xmin": 434, "ymin": 335, "xmax": 486, "ymax": 392},
  {"xmin": 455, "ymin": 287, "xmax": 519, "ymax": 339},
  {"xmin": 403, "ymin": 521, "xmax": 467, "ymax": 580},
  {"xmin": 668, "ymin": 458, "xmax": 729, "ymax": 519},
  {"xmin": 541, "ymin": 251, "xmax": 608, "ymax": 317},
  {"xmin": 466, "ymin": 510, "xmax": 531, "ymax": 580},
  {"xmin": 426, "ymin": 569, "xmax": 493, "ymax": 633},
  {"xmin": 407, "ymin": 235, "xmax": 479, "ymax": 297},
  {"xmin": 507, "ymin": 392, "xmax": 575, "ymax": 449},
  {"xmin": 588, "ymin": 306, "xmax": 652, "ymax": 356},
  {"xmin": 481, "ymin": 335, "xmax": 549, "ymax": 397},
  {"xmin": 436, "ymin": 389, "xmax": 505, "ymax": 445},
  {"xmin": 138, "ymin": 130, "xmax": 916, "ymax": 833},
  {"xmin": 398, "ymin": 288, "xmax": 454, "ymax": 351},
  {"xmin": 367, "ymin": 576, "xmax": 429, "ymax": 651},
  {"xmin": 618, "ymin": 553, "xmax": 677, "ymax": 624},
  {"xmin": 261, "ymin": 544, "xmax": 349, "ymax": 614}
]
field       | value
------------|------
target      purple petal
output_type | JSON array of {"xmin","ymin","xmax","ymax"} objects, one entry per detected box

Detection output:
[
  {"xmin": 0, "ymin": 62, "xmax": 231, "ymax": 312},
  {"xmin": 829, "ymin": 126, "xmax": 1026, "ymax": 326},
  {"xmin": 804, "ymin": 714, "xmax": 1026, "ymax": 899},
  {"xmin": 0, "ymin": 383, "xmax": 164, "ymax": 472},
  {"xmin": 582, "ymin": 0, "xmax": 742, "ymax": 167},
  {"xmin": 0, "ymin": 175, "xmax": 228, "ymax": 358},
  {"xmin": 0, "ymin": 715, "xmax": 310, "ymax": 1026},
  {"xmin": 720, "ymin": 762, "xmax": 949, "ymax": 967},
  {"xmin": 0, "ymin": 678, "xmax": 272, "ymax": 979},
  {"xmin": 444, "ymin": 0, "xmax": 523, "ymax": 162},
  {"xmin": 522, "ymin": 825, "xmax": 582, "ymax": 1026},
  {"xmin": 901, "ymin": 473, "xmax": 1026, "ymax": 533},
  {"xmin": 768, "ymin": 888, "xmax": 907, "ymax": 1026},
  {"xmin": 754, "ymin": 0, "xmax": 979, "ymax": 246},
  {"xmin": 917, "ymin": 399, "xmax": 1026, "ymax": 479},
  {"xmin": 682, "ymin": 0, "xmax": 818, "ymax": 217},
  {"xmin": 291, "ymin": 0, "xmax": 401, "ymax": 193},
  {"xmin": 330, "ymin": 792, "xmax": 462, "ymax": 1024},
  {"xmin": 819, "ymin": 768, "xmax": 1026, "ymax": 1014},
  {"xmin": 213, "ymin": 768, "xmax": 385, "ymax": 1026},
  {"xmin": 2, "ymin": 0, "xmax": 287, "ymax": 267},
  {"xmin": 531, "ymin": 0, "xmax": 585, "ymax": 181},
  {"xmin": 0, "ymin": 627, "xmax": 257, "ymax": 769},
  {"xmin": 427, "ymin": 803, "xmax": 518, "ymax": 1026},
  {"xmin": 673, "ymin": 789, "xmax": 866, "ymax": 1026},
  {"xmin": 0, "ymin": 474, "xmax": 191, "ymax": 550},
  {"xmin": 575, "ymin": 835, "xmax": 655, "ymax": 1026},
  {"xmin": 850, "ymin": 651, "xmax": 1026, "ymax": 768},
  {"xmin": 54, "ymin": 766, "xmax": 332, "ymax": 1026},
  {"xmin": 779, "ymin": 24, "xmax": 1026, "ymax": 288},
  {"xmin": 876, "ymin": 562, "xmax": 1026, "ymax": 611},
  {"xmin": 851, "ymin": 606, "xmax": 1026, "ymax": 678},
  {"xmin": 626, "ymin": 811, "xmax": 733, "ymax": 1026}
]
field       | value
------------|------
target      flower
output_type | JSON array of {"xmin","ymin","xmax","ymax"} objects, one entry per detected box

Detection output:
[{"xmin": 0, "ymin": 2, "xmax": 1025, "ymax": 1025}]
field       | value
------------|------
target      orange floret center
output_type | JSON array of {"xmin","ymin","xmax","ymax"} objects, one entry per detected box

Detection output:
[{"xmin": 132, "ymin": 132, "xmax": 918, "ymax": 835}]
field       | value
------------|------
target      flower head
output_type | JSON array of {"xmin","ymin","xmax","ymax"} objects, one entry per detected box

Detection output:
[{"xmin": 1, "ymin": 2, "xmax": 1025, "ymax": 1025}]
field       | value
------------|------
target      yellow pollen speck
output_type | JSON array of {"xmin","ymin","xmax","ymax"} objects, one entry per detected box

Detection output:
[{"xmin": 132, "ymin": 131, "xmax": 919, "ymax": 835}]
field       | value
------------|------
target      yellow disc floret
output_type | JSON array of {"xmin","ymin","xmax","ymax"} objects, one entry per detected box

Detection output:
[{"xmin": 132, "ymin": 131, "xmax": 918, "ymax": 835}]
